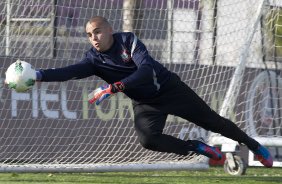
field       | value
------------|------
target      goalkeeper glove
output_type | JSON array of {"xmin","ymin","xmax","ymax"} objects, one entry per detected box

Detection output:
[{"xmin": 88, "ymin": 82, "xmax": 125, "ymax": 105}]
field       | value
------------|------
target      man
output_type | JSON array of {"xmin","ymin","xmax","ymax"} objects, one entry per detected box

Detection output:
[{"xmin": 35, "ymin": 16, "xmax": 273, "ymax": 167}]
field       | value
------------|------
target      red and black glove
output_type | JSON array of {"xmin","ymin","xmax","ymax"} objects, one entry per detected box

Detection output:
[{"xmin": 88, "ymin": 82, "xmax": 125, "ymax": 105}]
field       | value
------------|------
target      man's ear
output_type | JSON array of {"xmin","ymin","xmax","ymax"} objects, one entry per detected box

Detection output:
[{"xmin": 108, "ymin": 26, "xmax": 113, "ymax": 34}]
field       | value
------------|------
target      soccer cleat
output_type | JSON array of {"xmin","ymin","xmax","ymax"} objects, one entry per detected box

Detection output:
[
  {"xmin": 252, "ymin": 145, "xmax": 273, "ymax": 168},
  {"xmin": 192, "ymin": 140, "xmax": 223, "ymax": 160}
]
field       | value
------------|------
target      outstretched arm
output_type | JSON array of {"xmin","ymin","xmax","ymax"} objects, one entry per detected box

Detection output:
[{"xmin": 36, "ymin": 58, "xmax": 96, "ymax": 82}]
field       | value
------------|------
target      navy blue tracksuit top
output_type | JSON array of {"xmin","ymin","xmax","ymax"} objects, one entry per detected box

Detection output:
[{"xmin": 38, "ymin": 32, "xmax": 171, "ymax": 101}]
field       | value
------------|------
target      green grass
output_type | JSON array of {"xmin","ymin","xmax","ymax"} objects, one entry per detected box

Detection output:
[{"xmin": 0, "ymin": 167, "xmax": 280, "ymax": 184}]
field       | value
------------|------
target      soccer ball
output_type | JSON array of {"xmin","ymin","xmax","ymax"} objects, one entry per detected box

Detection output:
[{"xmin": 5, "ymin": 60, "xmax": 36, "ymax": 92}]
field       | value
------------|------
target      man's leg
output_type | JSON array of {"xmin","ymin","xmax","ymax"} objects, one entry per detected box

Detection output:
[
  {"xmin": 132, "ymin": 102, "xmax": 222, "ymax": 160},
  {"xmin": 159, "ymin": 76, "xmax": 272, "ymax": 167}
]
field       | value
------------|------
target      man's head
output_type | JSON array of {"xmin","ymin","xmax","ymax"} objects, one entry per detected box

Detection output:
[{"xmin": 85, "ymin": 16, "xmax": 114, "ymax": 52}]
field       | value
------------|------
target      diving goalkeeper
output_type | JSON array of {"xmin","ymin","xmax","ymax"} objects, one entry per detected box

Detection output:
[{"xmin": 35, "ymin": 16, "xmax": 273, "ymax": 167}]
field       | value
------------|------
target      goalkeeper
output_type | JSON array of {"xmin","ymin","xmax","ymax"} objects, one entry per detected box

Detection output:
[{"xmin": 35, "ymin": 16, "xmax": 273, "ymax": 167}]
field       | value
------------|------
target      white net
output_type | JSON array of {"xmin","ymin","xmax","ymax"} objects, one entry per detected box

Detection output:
[{"xmin": 0, "ymin": 0, "xmax": 281, "ymax": 171}]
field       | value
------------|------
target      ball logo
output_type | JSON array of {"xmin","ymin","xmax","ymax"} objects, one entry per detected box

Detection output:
[
  {"xmin": 120, "ymin": 49, "xmax": 131, "ymax": 63},
  {"xmin": 15, "ymin": 62, "xmax": 24, "ymax": 74}
]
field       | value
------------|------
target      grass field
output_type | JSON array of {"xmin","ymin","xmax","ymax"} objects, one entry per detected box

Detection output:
[{"xmin": 0, "ymin": 167, "xmax": 280, "ymax": 184}]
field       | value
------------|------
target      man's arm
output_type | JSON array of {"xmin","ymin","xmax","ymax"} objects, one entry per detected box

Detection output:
[
  {"xmin": 120, "ymin": 34, "xmax": 157, "ymax": 90},
  {"xmin": 36, "ymin": 58, "xmax": 96, "ymax": 82}
]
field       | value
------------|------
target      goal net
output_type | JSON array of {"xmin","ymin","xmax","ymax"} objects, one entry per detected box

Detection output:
[{"xmin": 0, "ymin": 0, "xmax": 281, "ymax": 172}]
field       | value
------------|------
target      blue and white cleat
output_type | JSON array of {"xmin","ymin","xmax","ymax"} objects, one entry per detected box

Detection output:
[
  {"xmin": 252, "ymin": 145, "xmax": 273, "ymax": 168},
  {"xmin": 193, "ymin": 140, "xmax": 223, "ymax": 160}
]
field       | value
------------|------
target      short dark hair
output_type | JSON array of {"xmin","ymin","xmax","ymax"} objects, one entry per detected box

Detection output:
[{"xmin": 87, "ymin": 16, "xmax": 110, "ymax": 27}]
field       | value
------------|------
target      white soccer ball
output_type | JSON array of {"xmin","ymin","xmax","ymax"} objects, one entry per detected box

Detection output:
[{"xmin": 5, "ymin": 60, "xmax": 36, "ymax": 92}]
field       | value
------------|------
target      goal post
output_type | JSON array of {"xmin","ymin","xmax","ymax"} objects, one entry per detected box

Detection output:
[
  {"xmin": 218, "ymin": 0, "xmax": 265, "ymax": 119},
  {"xmin": 209, "ymin": 0, "xmax": 266, "ymax": 149},
  {"xmin": 1, "ymin": 0, "xmax": 282, "ymax": 172},
  {"xmin": 210, "ymin": 0, "xmax": 282, "ymax": 167}
]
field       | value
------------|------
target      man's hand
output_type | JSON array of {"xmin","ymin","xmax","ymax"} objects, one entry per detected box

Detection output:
[{"xmin": 88, "ymin": 82, "xmax": 125, "ymax": 105}]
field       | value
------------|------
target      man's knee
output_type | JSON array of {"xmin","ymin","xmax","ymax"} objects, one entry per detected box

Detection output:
[{"xmin": 139, "ymin": 134, "xmax": 159, "ymax": 150}]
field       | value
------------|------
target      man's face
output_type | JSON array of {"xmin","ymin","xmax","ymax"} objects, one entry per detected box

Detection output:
[{"xmin": 85, "ymin": 21, "xmax": 113, "ymax": 52}]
